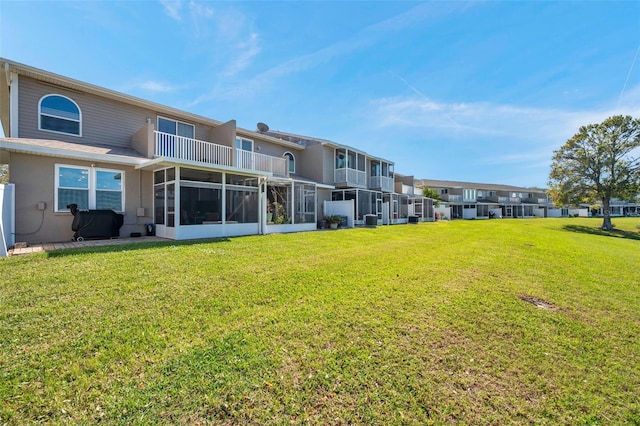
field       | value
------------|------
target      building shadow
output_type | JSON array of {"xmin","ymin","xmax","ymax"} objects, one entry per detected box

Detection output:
[{"xmin": 45, "ymin": 237, "xmax": 232, "ymax": 258}]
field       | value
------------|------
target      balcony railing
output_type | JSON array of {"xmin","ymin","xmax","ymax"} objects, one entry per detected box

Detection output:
[
  {"xmin": 154, "ymin": 131, "xmax": 288, "ymax": 176},
  {"xmin": 401, "ymin": 184, "xmax": 415, "ymax": 196},
  {"xmin": 155, "ymin": 131, "xmax": 232, "ymax": 166},
  {"xmin": 370, "ymin": 175, "xmax": 394, "ymax": 192},
  {"xmin": 441, "ymin": 194, "xmax": 462, "ymax": 202},
  {"xmin": 522, "ymin": 197, "xmax": 548, "ymax": 204},
  {"xmin": 237, "ymin": 149, "xmax": 288, "ymax": 176},
  {"xmin": 335, "ymin": 168, "xmax": 367, "ymax": 187}
]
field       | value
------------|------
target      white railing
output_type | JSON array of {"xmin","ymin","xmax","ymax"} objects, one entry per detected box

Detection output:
[
  {"xmin": 155, "ymin": 131, "xmax": 232, "ymax": 166},
  {"xmin": 370, "ymin": 175, "xmax": 394, "ymax": 192},
  {"xmin": 401, "ymin": 184, "xmax": 415, "ymax": 196},
  {"xmin": 237, "ymin": 149, "xmax": 288, "ymax": 176},
  {"xmin": 335, "ymin": 168, "xmax": 367, "ymax": 187},
  {"xmin": 442, "ymin": 194, "xmax": 462, "ymax": 202},
  {"xmin": 498, "ymin": 197, "xmax": 509, "ymax": 203},
  {"xmin": 154, "ymin": 132, "xmax": 288, "ymax": 176}
]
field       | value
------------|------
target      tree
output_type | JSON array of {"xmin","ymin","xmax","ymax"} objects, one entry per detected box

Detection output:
[
  {"xmin": 0, "ymin": 164, "xmax": 8, "ymax": 185},
  {"xmin": 422, "ymin": 187, "xmax": 441, "ymax": 207},
  {"xmin": 548, "ymin": 115, "xmax": 640, "ymax": 230}
]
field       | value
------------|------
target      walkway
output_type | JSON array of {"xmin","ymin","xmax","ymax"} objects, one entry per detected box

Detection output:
[{"xmin": 8, "ymin": 236, "xmax": 168, "ymax": 256}]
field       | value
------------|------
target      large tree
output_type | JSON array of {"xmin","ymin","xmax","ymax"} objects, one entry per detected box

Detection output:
[{"xmin": 548, "ymin": 115, "xmax": 640, "ymax": 230}]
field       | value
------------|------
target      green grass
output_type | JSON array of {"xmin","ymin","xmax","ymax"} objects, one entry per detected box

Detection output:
[{"xmin": 1, "ymin": 218, "xmax": 639, "ymax": 425}]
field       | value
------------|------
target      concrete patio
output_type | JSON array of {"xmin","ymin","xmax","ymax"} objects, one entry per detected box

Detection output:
[{"xmin": 7, "ymin": 236, "xmax": 168, "ymax": 256}]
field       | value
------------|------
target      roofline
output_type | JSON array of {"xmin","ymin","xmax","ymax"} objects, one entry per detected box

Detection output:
[
  {"xmin": 266, "ymin": 129, "xmax": 395, "ymax": 164},
  {"xmin": 416, "ymin": 178, "xmax": 547, "ymax": 192},
  {"xmin": 0, "ymin": 57, "xmax": 302, "ymax": 151}
]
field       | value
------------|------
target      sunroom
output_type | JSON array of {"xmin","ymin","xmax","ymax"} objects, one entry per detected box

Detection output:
[{"xmin": 149, "ymin": 165, "xmax": 317, "ymax": 240}]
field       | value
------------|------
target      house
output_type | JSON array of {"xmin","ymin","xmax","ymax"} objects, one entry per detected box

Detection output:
[
  {"xmin": 263, "ymin": 130, "xmax": 435, "ymax": 225},
  {"xmin": 0, "ymin": 58, "xmax": 324, "ymax": 245},
  {"xmin": 416, "ymin": 179, "xmax": 550, "ymax": 219},
  {"xmin": 1, "ymin": 58, "xmax": 431, "ymax": 249}
]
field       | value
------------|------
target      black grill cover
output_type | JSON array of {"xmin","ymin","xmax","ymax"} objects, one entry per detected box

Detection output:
[{"xmin": 67, "ymin": 204, "xmax": 124, "ymax": 240}]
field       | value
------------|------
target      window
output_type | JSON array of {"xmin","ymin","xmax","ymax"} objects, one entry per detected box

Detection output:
[
  {"xmin": 370, "ymin": 161, "xmax": 380, "ymax": 177},
  {"xmin": 157, "ymin": 116, "xmax": 194, "ymax": 139},
  {"xmin": 463, "ymin": 189, "xmax": 476, "ymax": 201},
  {"xmin": 236, "ymin": 137, "xmax": 254, "ymax": 169},
  {"xmin": 55, "ymin": 165, "xmax": 124, "ymax": 212},
  {"xmin": 39, "ymin": 94, "xmax": 81, "ymax": 136},
  {"xmin": 336, "ymin": 149, "xmax": 346, "ymax": 169},
  {"xmin": 283, "ymin": 152, "xmax": 295, "ymax": 173},
  {"xmin": 236, "ymin": 137, "xmax": 253, "ymax": 152}
]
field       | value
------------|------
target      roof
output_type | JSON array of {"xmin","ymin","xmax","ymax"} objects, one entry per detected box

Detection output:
[
  {"xmin": 265, "ymin": 129, "xmax": 395, "ymax": 164},
  {"xmin": 0, "ymin": 137, "xmax": 147, "ymax": 165},
  {"xmin": 416, "ymin": 178, "xmax": 547, "ymax": 193},
  {"xmin": 0, "ymin": 58, "xmax": 302, "ymax": 151}
]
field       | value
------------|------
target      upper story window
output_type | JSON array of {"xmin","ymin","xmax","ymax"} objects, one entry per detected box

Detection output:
[
  {"xmin": 336, "ymin": 149, "xmax": 346, "ymax": 169},
  {"xmin": 157, "ymin": 116, "xmax": 195, "ymax": 139},
  {"xmin": 283, "ymin": 152, "xmax": 295, "ymax": 173},
  {"xmin": 39, "ymin": 94, "xmax": 82, "ymax": 136},
  {"xmin": 463, "ymin": 189, "xmax": 477, "ymax": 201},
  {"xmin": 236, "ymin": 137, "xmax": 253, "ymax": 152}
]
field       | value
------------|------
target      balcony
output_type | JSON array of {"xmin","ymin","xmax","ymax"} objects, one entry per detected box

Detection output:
[
  {"xmin": 236, "ymin": 149, "xmax": 288, "ymax": 176},
  {"xmin": 154, "ymin": 131, "xmax": 288, "ymax": 176},
  {"xmin": 441, "ymin": 194, "xmax": 462, "ymax": 202},
  {"xmin": 335, "ymin": 168, "xmax": 367, "ymax": 188},
  {"xmin": 370, "ymin": 175, "xmax": 394, "ymax": 192},
  {"xmin": 400, "ymin": 184, "xmax": 415, "ymax": 196},
  {"xmin": 522, "ymin": 197, "xmax": 548, "ymax": 204}
]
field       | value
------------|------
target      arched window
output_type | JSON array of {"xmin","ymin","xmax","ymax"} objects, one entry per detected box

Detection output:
[
  {"xmin": 283, "ymin": 152, "xmax": 295, "ymax": 173},
  {"xmin": 39, "ymin": 94, "xmax": 82, "ymax": 136}
]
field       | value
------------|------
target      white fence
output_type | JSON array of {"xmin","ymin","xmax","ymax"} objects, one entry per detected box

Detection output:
[
  {"xmin": 323, "ymin": 200, "xmax": 355, "ymax": 228},
  {"xmin": 1, "ymin": 184, "xmax": 15, "ymax": 257}
]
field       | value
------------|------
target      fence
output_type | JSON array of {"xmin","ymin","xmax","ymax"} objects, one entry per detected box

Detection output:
[{"xmin": 0, "ymin": 184, "xmax": 15, "ymax": 256}]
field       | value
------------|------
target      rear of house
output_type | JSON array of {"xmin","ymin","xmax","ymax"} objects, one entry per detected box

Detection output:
[{"xmin": 0, "ymin": 58, "xmax": 320, "ymax": 245}]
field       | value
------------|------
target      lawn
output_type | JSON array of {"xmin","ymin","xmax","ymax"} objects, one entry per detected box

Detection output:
[{"xmin": 1, "ymin": 218, "xmax": 639, "ymax": 425}]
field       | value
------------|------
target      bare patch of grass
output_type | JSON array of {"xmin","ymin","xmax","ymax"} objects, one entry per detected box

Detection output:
[{"xmin": 519, "ymin": 295, "xmax": 560, "ymax": 310}]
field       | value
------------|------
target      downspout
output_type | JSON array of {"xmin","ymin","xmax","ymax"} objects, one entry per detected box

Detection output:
[
  {"xmin": 6, "ymin": 64, "xmax": 19, "ymax": 138},
  {"xmin": 259, "ymin": 176, "xmax": 267, "ymax": 235}
]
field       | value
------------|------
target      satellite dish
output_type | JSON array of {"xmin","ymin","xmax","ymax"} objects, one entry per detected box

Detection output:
[{"xmin": 256, "ymin": 122, "xmax": 269, "ymax": 133}]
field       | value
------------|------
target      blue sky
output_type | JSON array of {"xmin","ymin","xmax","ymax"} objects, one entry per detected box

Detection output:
[{"xmin": 1, "ymin": 1, "xmax": 639, "ymax": 188}]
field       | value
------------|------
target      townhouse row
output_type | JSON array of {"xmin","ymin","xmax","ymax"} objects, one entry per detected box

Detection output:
[
  {"xmin": 5, "ymin": 58, "xmax": 633, "ymax": 250},
  {"xmin": 0, "ymin": 58, "xmax": 435, "ymax": 246}
]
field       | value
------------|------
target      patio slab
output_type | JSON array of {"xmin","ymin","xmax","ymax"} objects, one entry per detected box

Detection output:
[{"xmin": 7, "ymin": 236, "xmax": 168, "ymax": 256}]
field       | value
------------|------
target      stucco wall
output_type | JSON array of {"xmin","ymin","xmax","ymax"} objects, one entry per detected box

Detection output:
[{"xmin": 9, "ymin": 152, "xmax": 153, "ymax": 244}]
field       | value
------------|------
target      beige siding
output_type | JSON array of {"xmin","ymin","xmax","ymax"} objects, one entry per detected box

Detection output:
[
  {"xmin": 18, "ymin": 76, "xmax": 217, "ymax": 149},
  {"xmin": 296, "ymin": 143, "xmax": 331, "ymax": 184},
  {"xmin": 9, "ymin": 152, "xmax": 153, "ymax": 244}
]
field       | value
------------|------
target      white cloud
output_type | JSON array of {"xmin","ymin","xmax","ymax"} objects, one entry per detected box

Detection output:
[
  {"xmin": 371, "ymin": 94, "xmax": 640, "ymax": 144},
  {"xmin": 140, "ymin": 81, "xmax": 178, "ymax": 93},
  {"xmin": 160, "ymin": 0, "xmax": 182, "ymax": 21},
  {"xmin": 190, "ymin": 2, "xmax": 474, "ymax": 104},
  {"xmin": 223, "ymin": 32, "xmax": 260, "ymax": 76}
]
